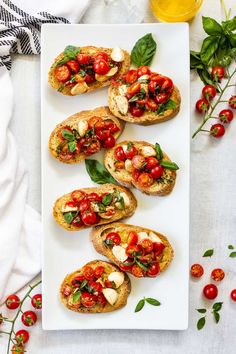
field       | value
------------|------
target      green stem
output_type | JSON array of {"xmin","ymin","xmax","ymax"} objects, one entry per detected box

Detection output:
[{"xmin": 220, "ymin": 0, "xmax": 231, "ymax": 21}]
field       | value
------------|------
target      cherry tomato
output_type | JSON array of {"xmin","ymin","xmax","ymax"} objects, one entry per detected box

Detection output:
[
  {"xmin": 87, "ymin": 193, "xmax": 102, "ymax": 202},
  {"xmin": 119, "ymin": 260, "xmax": 133, "ymax": 272},
  {"xmin": 155, "ymin": 93, "xmax": 169, "ymax": 104},
  {"xmin": 79, "ymin": 199, "xmax": 91, "ymax": 212},
  {"xmin": 31, "ymin": 294, "xmax": 42, "ymax": 309},
  {"xmin": 88, "ymin": 281, "xmax": 103, "ymax": 294},
  {"xmin": 104, "ymin": 280, "xmax": 114, "ymax": 288},
  {"xmin": 137, "ymin": 172, "xmax": 154, "ymax": 188},
  {"xmin": 84, "ymin": 138, "xmax": 101, "ymax": 155},
  {"xmin": 145, "ymin": 157, "xmax": 158, "ymax": 169},
  {"xmin": 137, "ymin": 66, "xmax": 151, "ymax": 77},
  {"xmin": 131, "ymin": 155, "xmax": 146, "ymax": 170},
  {"xmin": 93, "ymin": 59, "xmax": 110, "ymax": 75},
  {"xmin": 202, "ymin": 85, "xmax": 217, "ymax": 100},
  {"xmin": 96, "ymin": 129, "xmax": 110, "ymax": 141},
  {"xmin": 195, "ymin": 98, "xmax": 210, "ymax": 113},
  {"xmin": 81, "ymin": 292, "xmax": 96, "ymax": 308},
  {"xmin": 148, "ymin": 80, "xmax": 157, "ymax": 93},
  {"xmin": 83, "ymin": 266, "xmax": 94, "ymax": 280},
  {"xmin": 128, "ymin": 82, "xmax": 141, "ymax": 95},
  {"xmin": 125, "ymin": 69, "xmax": 138, "ymax": 84},
  {"xmin": 129, "ymin": 105, "xmax": 145, "ymax": 117},
  {"xmin": 132, "ymin": 169, "xmax": 140, "ymax": 181},
  {"xmin": 104, "ymin": 119, "xmax": 120, "ymax": 133},
  {"xmin": 6, "ymin": 294, "xmax": 20, "ymax": 310},
  {"xmin": 62, "ymin": 284, "xmax": 72, "ymax": 296},
  {"xmin": 71, "ymin": 275, "xmax": 85, "ymax": 286},
  {"xmin": 150, "ymin": 74, "xmax": 165, "ymax": 85},
  {"xmin": 21, "ymin": 311, "xmax": 37, "ymax": 327},
  {"xmin": 106, "ymin": 232, "xmax": 121, "ymax": 245},
  {"xmin": 94, "ymin": 266, "xmax": 105, "ymax": 279},
  {"xmin": 66, "ymin": 60, "xmax": 79, "ymax": 73},
  {"xmin": 126, "ymin": 244, "xmax": 143, "ymax": 258},
  {"xmin": 88, "ymin": 116, "xmax": 102, "ymax": 129},
  {"xmin": 153, "ymin": 242, "xmax": 165, "ymax": 255},
  {"xmin": 55, "ymin": 65, "xmax": 71, "ymax": 82},
  {"xmin": 219, "ymin": 109, "xmax": 234, "ymax": 123},
  {"xmin": 114, "ymin": 161, "xmax": 125, "ymax": 169},
  {"xmin": 229, "ymin": 95, "xmax": 236, "ymax": 109},
  {"xmin": 125, "ymin": 145, "xmax": 137, "ymax": 160},
  {"xmin": 114, "ymin": 146, "xmax": 126, "ymax": 161},
  {"xmin": 81, "ymin": 210, "xmax": 98, "ymax": 225},
  {"xmin": 71, "ymin": 216, "xmax": 83, "ymax": 228},
  {"xmin": 93, "ymin": 52, "xmax": 109, "ymax": 62},
  {"xmin": 59, "ymin": 151, "xmax": 74, "ymax": 161},
  {"xmin": 150, "ymin": 165, "xmax": 164, "ymax": 179},
  {"xmin": 161, "ymin": 77, "xmax": 173, "ymax": 93},
  {"xmin": 127, "ymin": 231, "xmax": 138, "ymax": 245},
  {"xmin": 65, "ymin": 201, "xmax": 78, "ymax": 209},
  {"xmin": 203, "ymin": 284, "xmax": 218, "ymax": 300},
  {"xmin": 103, "ymin": 135, "xmax": 116, "ymax": 148},
  {"xmin": 85, "ymin": 73, "xmax": 95, "ymax": 84},
  {"xmin": 15, "ymin": 330, "xmax": 29, "ymax": 344},
  {"xmin": 230, "ymin": 289, "xmax": 236, "ymax": 302},
  {"xmin": 211, "ymin": 66, "xmax": 224, "ymax": 81},
  {"xmin": 210, "ymin": 123, "xmax": 225, "ymax": 138},
  {"xmin": 11, "ymin": 344, "xmax": 25, "ymax": 354},
  {"xmin": 190, "ymin": 263, "xmax": 204, "ymax": 278},
  {"xmin": 97, "ymin": 293, "xmax": 107, "ymax": 306},
  {"xmin": 140, "ymin": 239, "xmax": 153, "ymax": 253},
  {"xmin": 146, "ymin": 98, "xmax": 158, "ymax": 111},
  {"xmin": 71, "ymin": 190, "xmax": 86, "ymax": 203},
  {"xmin": 131, "ymin": 264, "xmax": 145, "ymax": 277},
  {"xmin": 211, "ymin": 268, "xmax": 225, "ymax": 282},
  {"xmin": 147, "ymin": 262, "xmax": 160, "ymax": 277},
  {"xmin": 77, "ymin": 53, "xmax": 90, "ymax": 65},
  {"xmin": 103, "ymin": 208, "xmax": 115, "ymax": 220},
  {"xmin": 58, "ymin": 126, "xmax": 73, "ymax": 140}
]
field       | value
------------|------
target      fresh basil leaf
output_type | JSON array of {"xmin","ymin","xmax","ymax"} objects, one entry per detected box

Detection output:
[
  {"xmin": 229, "ymin": 251, "xmax": 236, "ymax": 258},
  {"xmin": 218, "ymin": 55, "xmax": 232, "ymax": 67},
  {"xmin": 190, "ymin": 51, "xmax": 204, "ymax": 69},
  {"xmin": 103, "ymin": 238, "xmax": 114, "ymax": 247},
  {"xmin": 229, "ymin": 33, "xmax": 236, "ymax": 47},
  {"xmin": 85, "ymin": 159, "xmax": 118, "ymax": 185},
  {"xmin": 68, "ymin": 141, "xmax": 76, "ymax": 152},
  {"xmin": 72, "ymin": 291, "xmax": 81, "ymax": 303},
  {"xmin": 135, "ymin": 260, "xmax": 149, "ymax": 271},
  {"xmin": 80, "ymin": 280, "xmax": 88, "ymax": 290},
  {"xmin": 78, "ymin": 69, "xmax": 86, "ymax": 77},
  {"xmin": 230, "ymin": 48, "xmax": 236, "ymax": 58},
  {"xmin": 160, "ymin": 160, "xmax": 179, "ymax": 170},
  {"xmin": 213, "ymin": 311, "xmax": 220, "ymax": 323},
  {"xmin": 155, "ymin": 143, "xmax": 163, "ymax": 161},
  {"xmin": 228, "ymin": 245, "xmax": 234, "ymax": 249},
  {"xmin": 145, "ymin": 298, "xmax": 161, "ymax": 306},
  {"xmin": 203, "ymin": 249, "xmax": 214, "ymax": 257},
  {"xmin": 165, "ymin": 99, "xmax": 177, "ymax": 110},
  {"xmin": 196, "ymin": 308, "xmax": 207, "ymax": 314},
  {"xmin": 102, "ymin": 193, "xmax": 113, "ymax": 206},
  {"xmin": 202, "ymin": 17, "xmax": 223, "ymax": 35},
  {"xmin": 97, "ymin": 202, "xmax": 106, "ymax": 213},
  {"xmin": 127, "ymin": 142, "xmax": 133, "ymax": 150},
  {"xmin": 62, "ymin": 129, "xmax": 74, "ymax": 141},
  {"xmin": 63, "ymin": 212, "xmax": 74, "ymax": 224},
  {"xmin": 73, "ymin": 129, "xmax": 80, "ymax": 140},
  {"xmin": 200, "ymin": 36, "xmax": 220, "ymax": 65},
  {"xmin": 131, "ymin": 33, "xmax": 157, "ymax": 67},
  {"xmin": 212, "ymin": 302, "xmax": 223, "ymax": 312},
  {"xmin": 197, "ymin": 317, "xmax": 206, "ymax": 330},
  {"xmin": 222, "ymin": 16, "xmax": 236, "ymax": 32},
  {"xmin": 119, "ymin": 196, "xmax": 125, "ymax": 210},
  {"xmin": 129, "ymin": 88, "xmax": 146, "ymax": 102},
  {"xmin": 122, "ymin": 259, "xmax": 135, "ymax": 266},
  {"xmin": 64, "ymin": 45, "xmax": 80, "ymax": 57},
  {"xmin": 134, "ymin": 298, "xmax": 145, "ymax": 313},
  {"xmin": 197, "ymin": 68, "xmax": 215, "ymax": 86}
]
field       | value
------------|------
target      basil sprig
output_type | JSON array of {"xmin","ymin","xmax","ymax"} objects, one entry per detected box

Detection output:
[
  {"xmin": 155, "ymin": 143, "xmax": 179, "ymax": 171},
  {"xmin": 63, "ymin": 212, "xmax": 76, "ymax": 224},
  {"xmin": 102, "ymin": 193, "xmax": 113, "ymax": 206},
  {"xmin": 154, "ymin": 99, "xmax": 176, "ymax": 116},
  {"xmin": 85, "ymin": 159, "xmax": 118, "ymax": 185},
  {"xmin": 54, "ymin": 45, "xmax": 81, "ymax": 67},
  {"xmin": 135, "ymin": 297, "xmax": 161, "ymax": 313},
  {"xmin": 131, "ymin": 33, "xmax": 157, "ymax": 67},
  {"xmin": 190, "ymin": 16, "xmax": 236, "ymax": 85}
]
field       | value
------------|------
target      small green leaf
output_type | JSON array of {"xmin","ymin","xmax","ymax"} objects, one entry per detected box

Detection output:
[
  {"xmin": 229, "ymin": 33, "xmax": 236, "ymax": 47},
  {"xmin": 213, "ymin": 311, "xmax": 220, "ymax": 323},
  {"xmin": 73, "ymin": 291, "xmax": 81, "ymax": 303},
  {"xmin": 155, "ymin": 143, "xmax": 163, "ymax": 161},
  {"xmin": 80, "ymin": 280, "xmax": 88, "ymax": 290},
  {"xmin": 196, "ymin": 308, "xmax": 207, "ymax": 314},
  {"xmin": 63, "ymin": 212, "xmax": 74, "ymax": 224},
  {"xmin": 135, "ymin": 298, "xmax": 145, "ymax": 313},
  {"xmin": 197, "ymin": 317, "xmax": 206, "ymax": 330},
  {"xmin": 222, "ymin": 16, "xmax": 236, "ymax": 32},
  {"xmin": 229, "ymin": 252, "xmax": 236, "ymax": 258},
  {"xmin": 131, "ymin": 33, "xmax": 157, "ymax": 67},
  {"xmin": 62, "ymin": 129, "xmax": 75, "ymax": 141},
  {"xmin": 203, "ymin": 249, "xmax": 214, "ymax": 257},
  {"xmin": 160, "ymin": 160, "xmax": 179, "ymax": 170},
  {"xmin": 190, "ymin": 51, "xmax": 204, "ymax": 69},
  {"xmin": 85, "ymin": 159, "xmax": 118, "ymax": 185},
  {"xmin": 102, "ymin": 193, "xmax": 113, "ymax": 206},
  {"xmin": 164, "ymin": 99, "xmax": 177, "ymax": 110},
  {"xmin": 127, "ymin": 142, "xmax": 133, "ymax": 150},
  {"xmin": 212, "ymin": 302, "xmax": 223, "ymax": 312},
  {"xmin": 145, "ymin": 298, "xmax": 161, "ymax": 306},
  {"xmin": 202, "ymin": 17, "xmax": 223, "ymax": 35},
  {"xmin": 228, "ymin": 245, "xmax": 234, "ymax": 250},
  {"xmin": 200, "ymin": 36, "xmax": 220, "ymax": 65},
  {"xmin": 135, "ymin": 260, "xmax": 149, "ymax": 271},
  {"xmin": 68, "ymin": 141, "xmax": 76, "ymax": 152},
  {"xmin": 78, "ymin": 69, "xmax": 86, "ymax": 77}
]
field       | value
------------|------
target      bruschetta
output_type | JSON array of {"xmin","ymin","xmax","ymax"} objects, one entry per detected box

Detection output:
[
  {"xmin": 60, "ymin": 260, "xmax": 131, "ymax": 313},
  {"xmin": 91, "ymin": 223, "xmax": 174, "ymax": 278},
  {"xmin": 108, "ymin": 66, "xmax": 181, "ymax": 125},
  {"xmin": 53, "ymin": 184, "xmax": 137, "ymax": 231},
  {"xmin": 48, "ymin": 45, "xmax": 130, "ymax": 96},
  {"xmin": 48, "ymin": 107, "xmax": 124, "ymax": 164},
  {"xmin": 104, "ymin": 140, "xmax": 178, "ymax": 196}
]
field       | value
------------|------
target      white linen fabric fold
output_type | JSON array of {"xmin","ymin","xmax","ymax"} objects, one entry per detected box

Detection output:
[{"xmin": 0, "ymin": 0, "xmax": 91, "ymax": 302}]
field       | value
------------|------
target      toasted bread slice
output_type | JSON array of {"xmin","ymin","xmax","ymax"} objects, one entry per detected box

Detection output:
[
  {"xmin": 60, "ymin": 260, "xmax": 131, "ymax": 313},
  {"xmin": 108, "ymin": 85, "xmax": 181, "ymax": 125},
  {"xmin": 48, "ymin": 46, "xmax": 130, "ymax": 96},
  {"xmin": 48, "ymin": 107, "xmax": 125, "ymax": 164},
  {"xmin": 91, "ymin": 223, "xmax": 174, "ymax": 276},
  {"xmin": 53, "ymin": 184, "xmax": 137, "ymax": 231},
  {"xmin": 104, "ymin": 141, "xmax": 177, "ymax": 196}
]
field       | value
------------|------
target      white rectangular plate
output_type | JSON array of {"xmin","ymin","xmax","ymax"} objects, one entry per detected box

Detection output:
[{"xmin": 41, "ymin": 23, "xmax": 189, "ymax": 330}]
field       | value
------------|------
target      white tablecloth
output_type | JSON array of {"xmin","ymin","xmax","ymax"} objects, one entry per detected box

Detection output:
[{"xmin": 3, "ymin": 0, "xmax": 236, "ymax": 353}]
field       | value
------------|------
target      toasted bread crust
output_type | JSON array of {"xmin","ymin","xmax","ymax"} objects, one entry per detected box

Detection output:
[
  {"xmin": 91, "ymin": 223, "xmax": 174, "ymax": 274},
  {"xmin": 104, "ymin": 141, "xmax": 177, "ymax": 196},
  {"xmin": 48, "ymin": 46, "xmax": 130, "ymax": 96},
  {"xmin": 53, "ymin": 184, "xmax": 137, "ymax": 231},
  {"xmin": 60, "ymin": 260, "xmax": 131, "ymax": 313},
  {"xmin": 108, "ymin": 85, "xmax": 181, "ymax": 125},
  {"xmin": 48, "ymin": 106, "xmax": 125, "ymax": 164}
]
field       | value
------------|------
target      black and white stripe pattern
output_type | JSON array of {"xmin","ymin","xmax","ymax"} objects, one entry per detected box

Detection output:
[{"xmin": 0, "ymin": 0, "xmax": 70, "ymax": 70}]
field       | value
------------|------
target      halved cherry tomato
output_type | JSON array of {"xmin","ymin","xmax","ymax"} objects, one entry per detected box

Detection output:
[
  {"xmin": 131, "ymin": 264, "xmax": 145, "ymax": 277},
  {"xmin": 103, "ymin": 135, "xmax": 116, "ymax": 148},
  {"xmin": 106, "ymin": 232, "xmax": 121, "ymax": 245},
  {"xmin": 190, "ymin": 263, "xmax": 204, "ymax": 278},
  {"xmin": 84, "ymin": 138, "xmax": 101, "ymax": 155},
  {"xmin": 211, "ymin": 268, "xmax": 225, "ymax": 282},
  {"xmin": 97, "ymin": 293, "xmax": 107, "ymax": 306},
  {"xmin": 104, "ymin": 280, "xmax": 114, "ymax": 288},
  {"xmin": 210, "ymin": 123, "xmax": 225, "ymax": 138},
  {"xmin": 55, "ymin": 65, "xmax": 71, "ymax": 82},
  {"xmin": 94, "ymin": 266, "xmax": 105, "ymax": 278},
  {"xmin": 147, "ymin": 262, "xmax": 160, "ymax": 277},
  {"xmin": 59, "ymin": 151, "xmax": 74, "ymax": 161},
  {"xmin": 78, "ymin": 200, "xmax": 90, "ymax": 213},
  {"xmin": 83, "ymin": 266, "xmax": 94, "ymax": 280},
  {"xmin": 125, "ymin": 145, "xmax": 137, "ymax": 160},
  {"xmin": 96, "ymin": 129, "xmax": 110, "ymax": 141},
  {"xmin": 131, "ymin": 155, "xmax": 145, "ymax": 170},
  {"xmin": 88, "ymin": 281, "xmax": 103, "ymax": 294},
  {"xmin": 58, "ymin": 126, "xmax": 73, "ymax": 140},
  {"xmin": 104, "ymin": 120, "xmax": 120, "ymax": 133},
  {"xmin": 155, "ymin": 93, "xmax": 169, "ymax": 104},
  {"xmin": 150, "ymin": 74, "xmax": 165, "ymax": 85},
  {"xmin": 125, "ymin": 69, "xmax": 138, "ymax": 84},
  {"xmin": 115, "ymin": 146, "xmax": 126, "ymax": 161},
  {"xmin": 81, "ymin": 292, "xmax": 96, "ymax": 307},
  {"xmin": 6, "ymin": 294, "xmax": 20, "ymax": 310},
  {"xmin": 62, "ymin": 284, "xmax": 72, "ymax": 296},
  {"xmin": 66, "ymin": 60, "xmax": 79, "ymax": 73},
  {"xmin": 65, "ymin": 201, "xmax": 78, "ymax": 209},
  {"xmin": 126, "ymin": 244, "xmax": 143, "ymax": 258},
  {"xmin": 145, "ymin": 157, "xmax": 158, "ymax": 169},
  {"xmin": 21, "ymin": 311, "xmax": 37, "ymax": 327},
  {"xmin": 71, "ymin": 190, "xmax": 86, "ymax": 203},
  {"xmin": 88, "ymin": 116, "xmax": 102, "ymax": 129},
  {"xmin": 203, "ymin": 284, "xmax": 218, "ymax": 300},
  {"xmin": 161, "ymin": 77, "xmax": 173, "ymax": 93},
  {"xmin": 31, "ymin": 294, "xmax": 42, "ymax": 309},
  {"xmin": 15, "ymin": 329, "xmax": 29, "ymax": 344},
  {"xmin": 202, "ymin": 85, "xmax": 217, "ymax": 100},
  {"xmin": 127, "ymin": 231, "xmax": 138, "ymax": 245},
  {"xmin": 87, "ymin": 193, "xmax": 102, "ymax": 202},
  {"xmin": 148, "ymin": 80, "xmax": 157, "ymax": 93},
  {"xmin": 77, "ymin": 53, "xmax": 90, "ymax": 65},
  {"xmin": 128, "ymin": 82, "xmax": 141, "ymax": 95},
  {"xmin": 132, "ymin": 169, "xmax": 140, "ymax": 181},
  {"xmin": 119, "ymin": 259, "xmax": 133, "ymax": 272},
  {"xmin": 81, "ymin": 210, "xmax": 98, "ymax": 225},
  {"xmin": 229, "ymin": 95, "xmax": 236, "ymax": 109},
  {"xmin": 85, "ymin": 73, "xmax": 95, "ymax": 84},
  {"xmin": 137, "ymin": 66, "xmax": 151, "ymax": 77},
  {"xmin": 195, "ymin": 98, "xmax": 210, "ymax": 113},
  {"xmin": 71, "ymin": 216, "xmax": 83, "ymax": 227},
  {"xmin": 93, "ymin": 52, "xmax": 109, "ymax": 62},
  {"xmin": 137, "ymin": 172, "xmax": 154, "ymax": 188},
  {"xmin": 211, "ymin": 66, "xmax": 224, "ymax": 82},
  {"xmin": 219, "ymin": 109, "xmax": 234, "ymax": 123},
  {"xmin": 129, "ymin": 105, "xmax": 145, "ymax": 117},
  {"xmin": 153, "ymin": 242, "xmax": 165, "ymax": 255},
  {"xmin": 71, "ymin": 275, "xmax": 85, "ymax": 286},
  {"xmin": 140, "ymin": 239, "xmax": 153, "ymax": 253},
  {"xmin": 150, "ymin": 165, "xmax": 164, "ymax": 179},
  {"xmin": 93, "ymin": 59, "xmax": 110, "ymax": 75},
  {"xmin": 146, "ymin": 98, "xmax": 158, "ymax": 111},
  {"xmin": 114, "ymin": 161, "xmax": 125, "ymax": 169}
]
